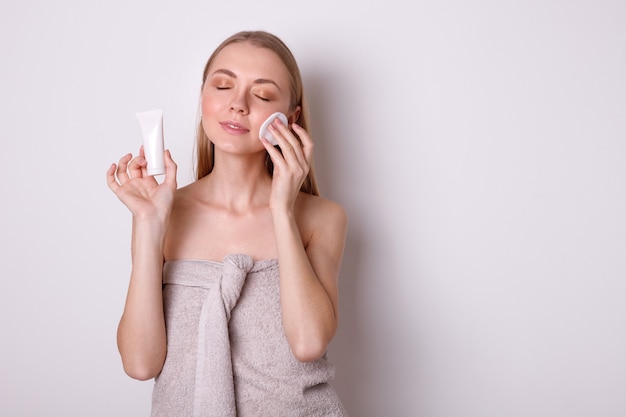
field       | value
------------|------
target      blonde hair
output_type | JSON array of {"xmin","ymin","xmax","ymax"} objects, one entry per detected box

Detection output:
[{"xmin": 194, "ymin": 30, "xmax": 319, "ymax": 196}]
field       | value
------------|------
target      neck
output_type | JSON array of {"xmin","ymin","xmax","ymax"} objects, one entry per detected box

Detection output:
[{"xmin": 201, "ymin": 150, "xmax": 272, "ymax": 211}]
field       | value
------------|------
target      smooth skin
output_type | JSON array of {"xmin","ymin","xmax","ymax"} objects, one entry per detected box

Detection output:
[{"xmin": 107, "ymin": 41, "xmax": 347, "ymax": 380}]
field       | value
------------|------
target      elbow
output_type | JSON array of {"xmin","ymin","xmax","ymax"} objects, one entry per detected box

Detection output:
[
  {"xmin": 287, "ymin": 321, "xmax": 337, "ymax": 362},
  {"xmin": 119, "ymin": 346, "xmax": 166, "ymax": 380},
  {"xmin": 290, "ymin": 338, "xmax": 329, "ymax": 363},
  {"xmin": 117, "ymin": 326, "xmax": 166, "ymax": 381},
  {"xmin": 121, "ymin": 358, "xmax": 163, "ymax": 381}
]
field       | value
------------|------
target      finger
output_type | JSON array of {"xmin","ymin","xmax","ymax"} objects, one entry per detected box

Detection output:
[
  {"xmin": 116, "ymin": 153, "xmax": 133, "ymax": 183},
  {"xmin": 262, "ymin": 138, "xmax": 290, "ymax": 176},
  {"xmin": 259, "ymin": 122, "xmax": 285, "ymax": 157},
  {"xmin": 128, "ymin": 155, "xmax": 146, "ymax": 179},
  {"xmin": 275, "ymin": 122, "xmax": 310, "ymax": 174},
  {"xmin": 292, "ymin": 123, "xmax": 314, "ymax": 164},
  {"xmin": 106, "ymin": 163, "xmax": 120, "ymax": 193},
  {"xmin": 137, "ymin": 146, "xmax": 149, "ymax": 177},
  {"xmin": 163, "ymin": 150, "xmax": 178, "ymax": 188},
  {"xmin": 269, "ymin": 121, "xmax": 300, "ymax": 164},
  {"xmin": 273, "ymin": 118, "xmax": 300, "ymax": 148}
]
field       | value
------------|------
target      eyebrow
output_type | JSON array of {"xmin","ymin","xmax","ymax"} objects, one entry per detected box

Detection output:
[{"xmin": 211, "ymin": 68, "xmax": 282, "ymax": 91}]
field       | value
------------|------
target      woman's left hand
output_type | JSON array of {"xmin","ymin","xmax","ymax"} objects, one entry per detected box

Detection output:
[{"xmin": 261, "ymin": 119, "xmax": 314, "ymax": 211}]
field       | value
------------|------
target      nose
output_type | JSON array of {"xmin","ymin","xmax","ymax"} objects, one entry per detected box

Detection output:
[{"xmin": 229, "ymin": 89, "xmax": 248, "ymax": 115}]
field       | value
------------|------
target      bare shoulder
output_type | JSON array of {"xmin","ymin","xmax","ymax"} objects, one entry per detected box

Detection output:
[
  {"xmin": 296, "ymin": 192, "xmax": 347, "ymax": 224},
  {"xmin": 164, "ymin": 180, "xmax": 219, "ymax": 261},
  {"xmin": 167, "ymin": 181, "xmax": 211, "ymax": 228},
  {"xmin": 295, "ymin": 192, "xmax": 348, "ymax": 244},
  {"xmin": 173, "ymin": 180, "xmax": 199, "ymax": 201},
  {"xmin": 170, "ymin": 180, "xmax": 206, "ymax": 212}
]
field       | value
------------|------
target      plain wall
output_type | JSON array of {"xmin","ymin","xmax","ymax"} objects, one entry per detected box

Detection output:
[{"xmin": 1, "ymin": 0, "xmax": 624, "ymax": 416}]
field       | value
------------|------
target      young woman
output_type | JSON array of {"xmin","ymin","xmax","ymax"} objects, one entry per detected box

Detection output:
[{"xmin": 107, "ymin": 30, "xmax": 348, "ymax": 416}]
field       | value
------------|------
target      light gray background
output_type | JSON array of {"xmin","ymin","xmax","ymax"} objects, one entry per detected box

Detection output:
[{"xmin": 1, "ymin": 0, "xmax": 624, "ymax": 416}]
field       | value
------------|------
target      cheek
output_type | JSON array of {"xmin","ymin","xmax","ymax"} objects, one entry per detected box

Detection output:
[
  {"xmin": 201, "ymin": 93, "xmax": 219, "ymax": 117},
  {"xmin": 202, "ymin": 102, "xmax": 226, "ymax": 137},
  {"xmin": 200, "ymin": 94, "xmax": 221, "ymax": 139}
]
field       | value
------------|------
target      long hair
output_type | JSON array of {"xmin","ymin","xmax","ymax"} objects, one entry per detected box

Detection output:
[{"xmin": 194, "ymin": 30, "xmax": 320, "ymax": 196}]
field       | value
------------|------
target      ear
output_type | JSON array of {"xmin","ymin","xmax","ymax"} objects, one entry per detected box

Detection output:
[{"xmin": 288, "ymin": 106, "xmax": 301, "ymax": 125}]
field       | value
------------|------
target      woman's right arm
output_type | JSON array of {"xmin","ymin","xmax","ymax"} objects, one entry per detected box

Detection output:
[{"xmin": 106, "ymin": 149, "xmax": 177, "ymax": 380}]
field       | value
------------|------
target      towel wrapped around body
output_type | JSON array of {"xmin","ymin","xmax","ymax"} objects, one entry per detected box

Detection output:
[{"xmin": 151, "ymin": 254, "xmax": 348, "ymax": 417}]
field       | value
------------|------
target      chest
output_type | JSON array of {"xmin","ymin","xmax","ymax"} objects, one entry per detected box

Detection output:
[{"xmin": 164, "ymin": 205, "xmax": 278, "ymax": 262}]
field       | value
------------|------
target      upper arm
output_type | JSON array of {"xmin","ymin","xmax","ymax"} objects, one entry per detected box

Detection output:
[{"xmin": 304, "ymin": 199, "xmax": 348, "ymax": 318}]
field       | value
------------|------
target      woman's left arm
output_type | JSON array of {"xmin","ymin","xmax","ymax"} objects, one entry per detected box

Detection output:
[
  {"xmin": 263, "ymin": 120, "xmax": 348, "ymax": 362},
  {"xmin": 273, "ymin": 197, "xmax": 347, "ymax": 362}
]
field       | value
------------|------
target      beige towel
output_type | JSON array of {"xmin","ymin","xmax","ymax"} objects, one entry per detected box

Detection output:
[{"xmin": 151, "ymin": 254, "xmax": 348, "ymax": 416}]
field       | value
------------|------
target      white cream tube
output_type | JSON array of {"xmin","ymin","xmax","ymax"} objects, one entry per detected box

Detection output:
[{"xmin": 136, "ymin": 109, "xmax": 165, "ymax": 176}]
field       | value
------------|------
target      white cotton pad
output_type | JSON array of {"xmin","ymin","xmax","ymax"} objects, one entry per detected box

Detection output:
[{"xmin": 259, "ymin": 112, "xmax": 288, "ymax": 146}]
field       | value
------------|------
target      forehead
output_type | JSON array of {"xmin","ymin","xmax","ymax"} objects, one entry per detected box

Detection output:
[{"xmin": 209, "ymin": 42, "xmax": 290, "ymax": 82}]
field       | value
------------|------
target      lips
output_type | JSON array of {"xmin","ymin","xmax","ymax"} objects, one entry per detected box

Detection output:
[{"xmin": 220, "ymin": 121, "xmax": 249, "ymax": 134}]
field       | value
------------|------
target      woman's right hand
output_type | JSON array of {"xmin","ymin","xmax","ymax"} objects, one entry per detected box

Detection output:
[{"xmin": 106, "ymin": 147, "xmax": 178, "ymax": 223}]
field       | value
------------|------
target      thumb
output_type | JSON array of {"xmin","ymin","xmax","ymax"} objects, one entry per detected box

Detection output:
[{"xmin": 163, "ymin": 150, "xmax": 178, "ymax": 188}]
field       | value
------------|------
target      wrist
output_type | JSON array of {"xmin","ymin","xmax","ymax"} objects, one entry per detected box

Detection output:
[
  {"xmin": 270, "ymin": 203, "xmax": 294, "ymax": 219},
  {"xmin": 132, "ymin": 216, "xmax": 168, "ymax": 243}
]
